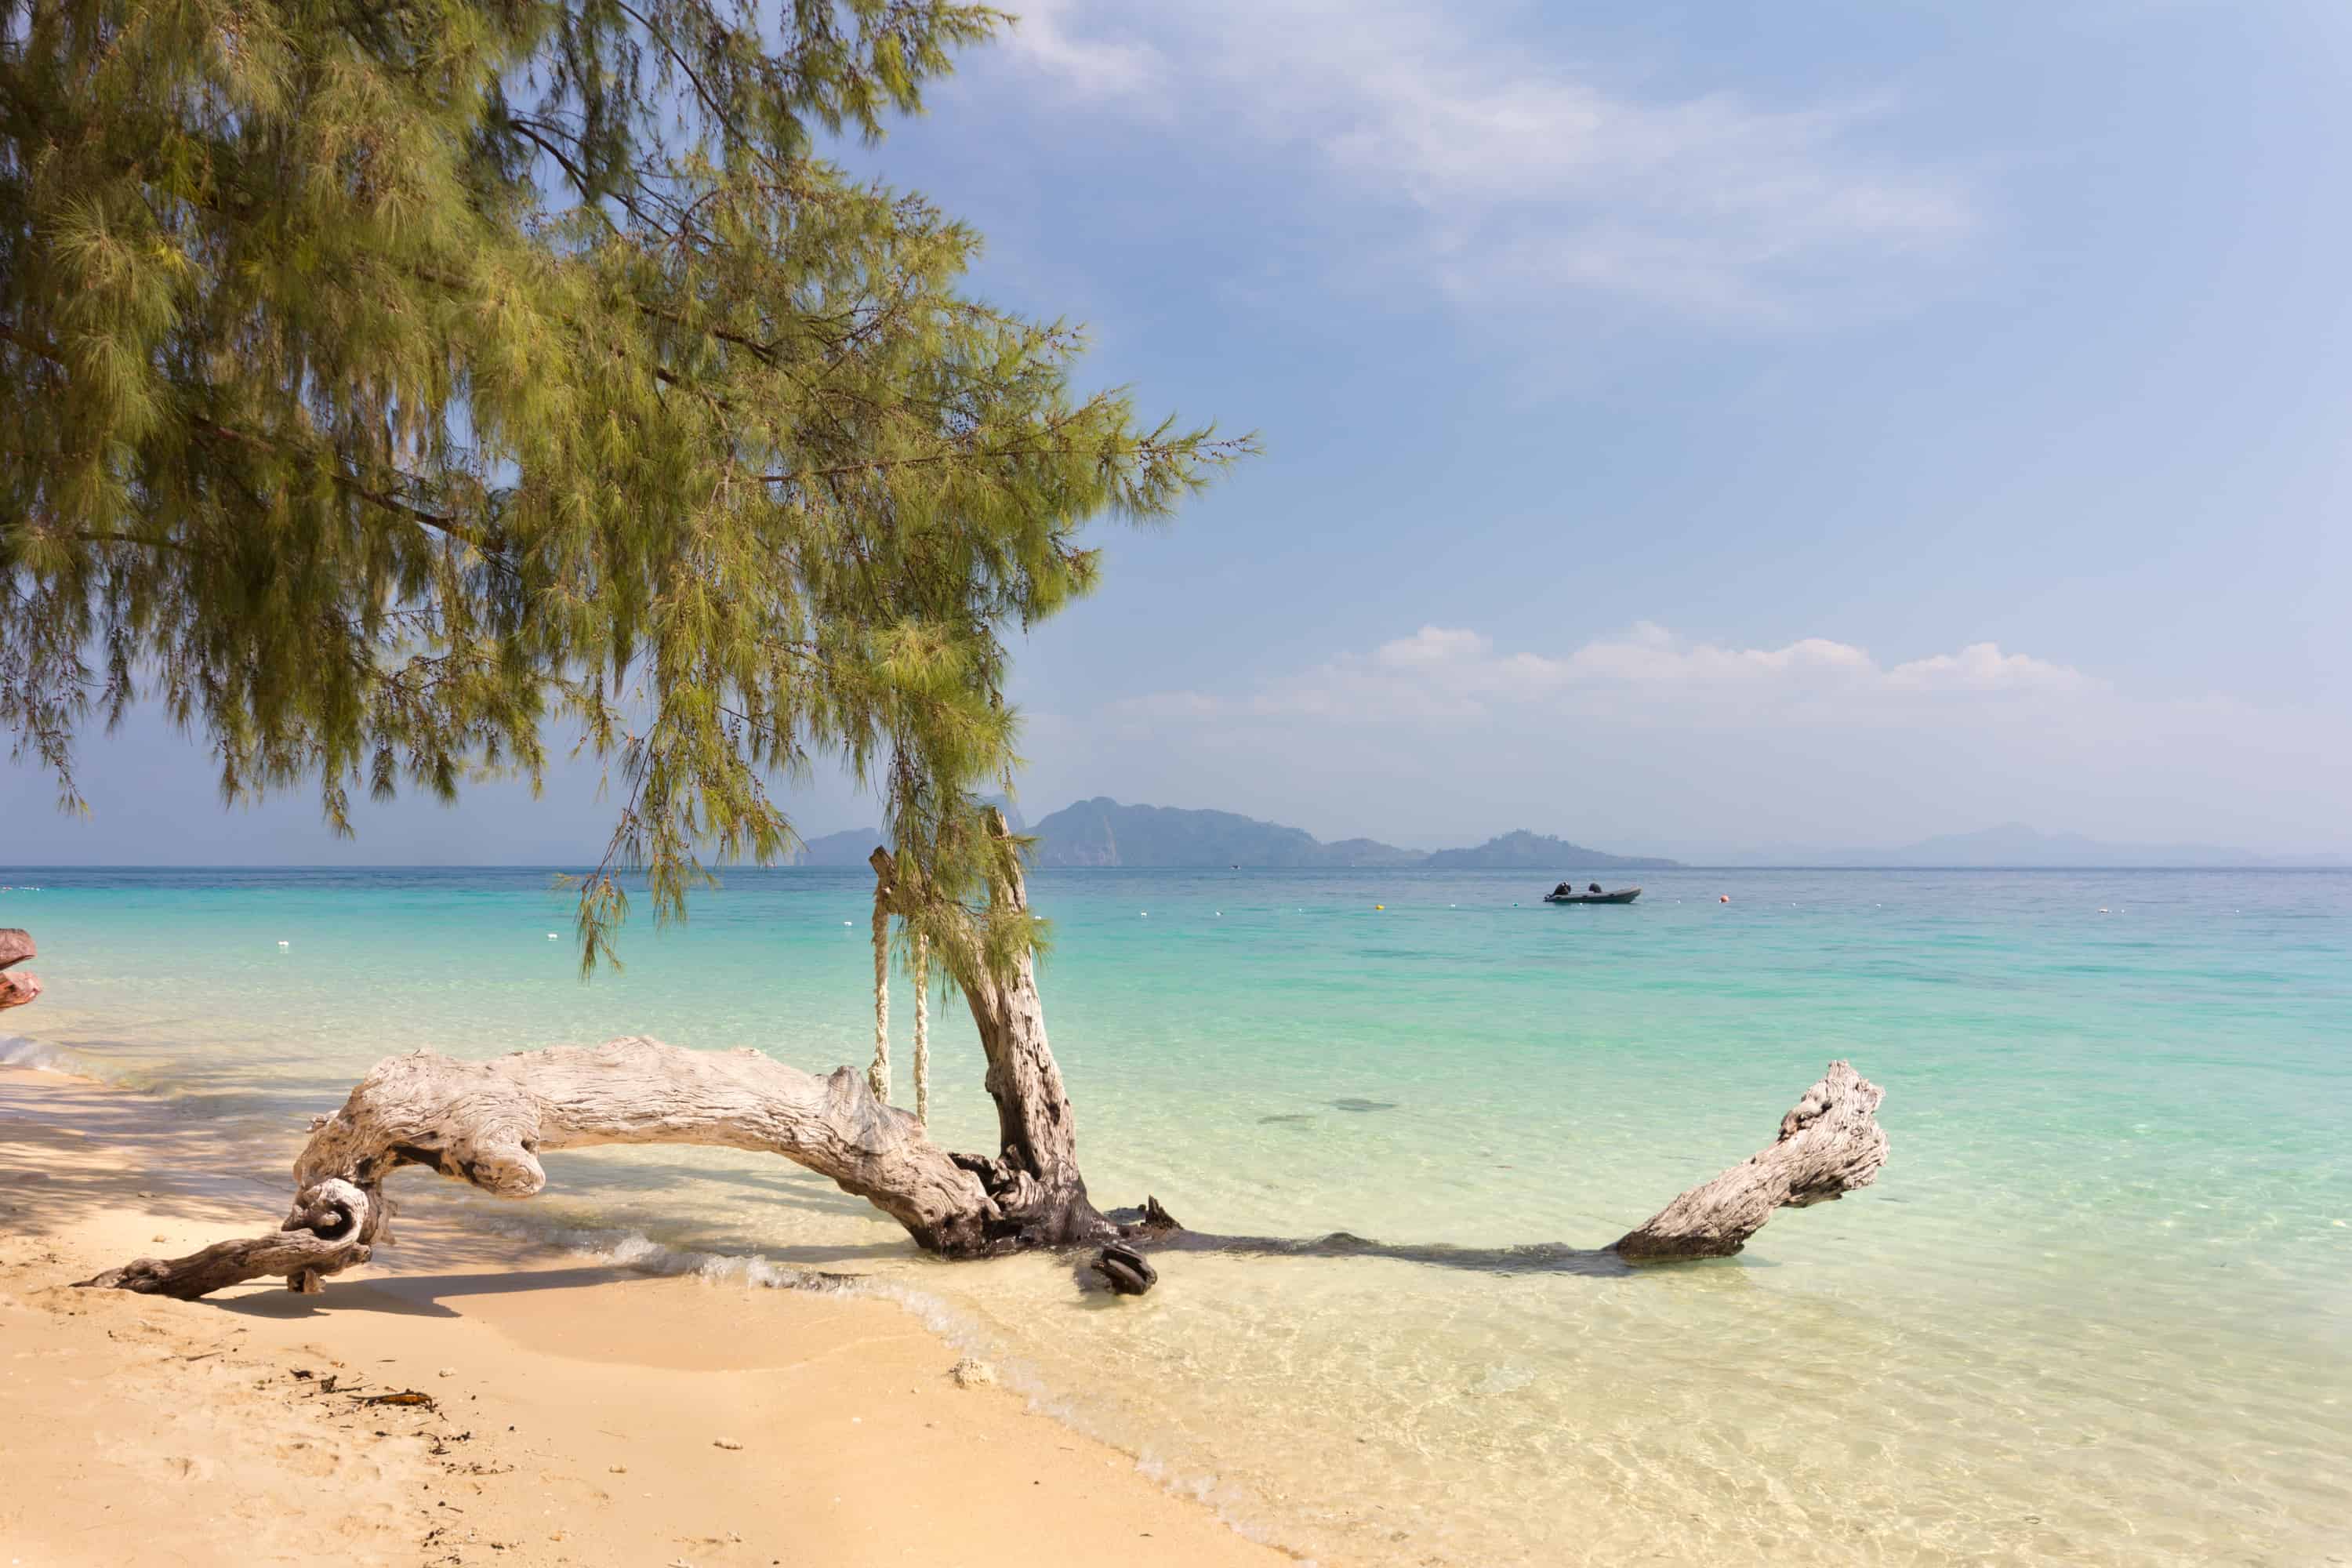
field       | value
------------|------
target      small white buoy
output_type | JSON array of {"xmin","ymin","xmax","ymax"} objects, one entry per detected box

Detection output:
[
  {"xmin": 1215, "ymin": 911, "xmax": 1221, "ymax": 916},
  {"xmin": 546, "ymin": 932, "xmax": 559, "ymax": 940},
  {"xmin": 1140, "ymin": 911, "xmax": 1149, "ymax": 917},
  {"xmin": 278, "ymin": 940, "xmax": 289, "ymax": 949}
]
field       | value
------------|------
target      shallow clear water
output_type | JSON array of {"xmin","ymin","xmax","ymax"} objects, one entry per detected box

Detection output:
[{"xmin": 5, "ymin": 866, "xmax": 2348, "ymax": 1565}]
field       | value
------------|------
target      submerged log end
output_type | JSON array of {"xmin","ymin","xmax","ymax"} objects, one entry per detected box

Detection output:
[
  {"xmin": 1612, "ymin": 1061, "xmax": 1889, "ymax": 1262},
  {"xmin": 1091, "ymin": 1242, "xmax": 1157, "ymax": 1296}
]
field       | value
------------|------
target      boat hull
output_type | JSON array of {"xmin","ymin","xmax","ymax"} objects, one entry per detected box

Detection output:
[{"xmin": 1543, "ymin": 887, "xmax": 1642, "ymax": 905}]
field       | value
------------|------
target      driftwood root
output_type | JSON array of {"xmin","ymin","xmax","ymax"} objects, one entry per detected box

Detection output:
[
  {"xmin": 0, "ymin": 928, "xmax": 38, "ymax": 1011},
  {"xmin": 75, "ymin": 1179, "xmax": 373, "ymax": 1299}
]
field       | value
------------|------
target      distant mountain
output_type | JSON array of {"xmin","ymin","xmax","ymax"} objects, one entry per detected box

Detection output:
[
  {"xmin": 1709, "ymin": 822, "xmax": 2347, "ymax": 869},
  {"xmin": 790, "ymin": 797, "xmax": 1027, "ymax": 866},
  {"xmin": 1422, "ymin": 829, "xmax": 1681, "ymax": 871},
  {"xmin": 1026, "ymin": 798, "xmax": 1674, "ymax": 870},
  {"xmin": 1029, "ymin": 797, "xmax": 1422, "ymax": 868},
  {"xmin": 1320, "ymin": 837, "xmax": 1432, "ymax": 868},
  {"xmin": 792, "ymin": 827, "xmax": 887, "ymax": 866}
]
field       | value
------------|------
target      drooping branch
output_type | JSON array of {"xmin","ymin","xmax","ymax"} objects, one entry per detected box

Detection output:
[
  {"xmin": 0, "ymin": 927, "xmax": 39, "ymax": 1011},
  {"xmin": 869, "ymin": 885, "xmax": 891, "ymax": 1101},
  {"xmin": 911, "ymin": 929, "xmax": 931, "ymax": 1125},
  {"xmin": 1611, "ymin": 1060, "xmax": 1888, "ymax": 1260}
]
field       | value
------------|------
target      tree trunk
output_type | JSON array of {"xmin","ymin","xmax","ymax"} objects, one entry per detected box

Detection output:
[
  {"xmin": 871, "ymin": 833, "xmax": 1109, "ymax": 1250},
  {"xmin": 0, "ymin": 927, "xmax": 38, "ymax": 1011}
]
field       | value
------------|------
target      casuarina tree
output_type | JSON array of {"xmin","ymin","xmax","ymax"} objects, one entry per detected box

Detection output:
[{"xmin": 2, "ymin": 0, "xmax": 1888, "ymax": 1295}]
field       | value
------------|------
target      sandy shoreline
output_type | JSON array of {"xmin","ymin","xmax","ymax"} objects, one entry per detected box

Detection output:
[{"xmin": 0, "ymin": 1063, "xmax": 1298, "ymax": 1567}]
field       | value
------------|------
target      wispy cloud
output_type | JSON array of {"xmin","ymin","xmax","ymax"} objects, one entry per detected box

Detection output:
[
  {"xmin": 1120, "ymin": 622, "xmax": 2093, "ymax": 726},
  {"xmin": 1064, "ymin": 623, "xmax": 2342, "ymax": 852},
  {"xmin": 996, "ymin": 2, "xmax": 1976, "ymax": 321},
  {"xmin": 998, "ymin": 0, "xmax": 1166, "ymax": 103}
]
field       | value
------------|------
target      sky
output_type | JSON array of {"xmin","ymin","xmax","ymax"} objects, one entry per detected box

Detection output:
[{"xmin": 6, "ymin": 0, "xmax": 2350, "ymax": 862}]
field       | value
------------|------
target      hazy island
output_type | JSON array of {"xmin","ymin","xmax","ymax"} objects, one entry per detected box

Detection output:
[{"xmin": 790, "ymin": 797, "xmax": 1682, "ymax": 870}]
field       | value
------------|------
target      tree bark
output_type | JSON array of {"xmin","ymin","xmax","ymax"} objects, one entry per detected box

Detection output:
[
  {"xmin": 872, "ymin": 826, "xmax": 1109, "ymax": 1250},
  {"xmin": 0, "ymin": 927, "xmax": 38, "ymax": 1011},
  {"xmin": 1612, "ymin": 1060, "xmax": 1888, "ymax": 1260}
]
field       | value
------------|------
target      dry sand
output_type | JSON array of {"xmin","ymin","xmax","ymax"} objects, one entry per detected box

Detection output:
[{"xmin": 0, "ymin": 1065, "xmax": 1299, "ymax": 1567}]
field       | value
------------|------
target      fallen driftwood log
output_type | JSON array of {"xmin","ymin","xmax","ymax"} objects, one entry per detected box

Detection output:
[
  {"xmin": 0, "ymin": 927, "xmax": 38, "ymax": 1011},
  {"xmin": 75, "ymin": 1047, "xmax": 1888, "ymax": 1299},
  {"xmin": 72, "ymin": 820, "xmax": 1890, "ymax": 1301}
]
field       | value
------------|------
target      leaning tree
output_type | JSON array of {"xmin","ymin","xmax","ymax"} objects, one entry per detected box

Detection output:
[{"xmin": 2, "ymin": 0, "xmax": 1887, "ymax": 1298}]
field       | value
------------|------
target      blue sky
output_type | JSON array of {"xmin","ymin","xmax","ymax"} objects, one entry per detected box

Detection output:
[{"xmin": 7, "ymin": 0, "xmax": 2349, "ymax": 861}]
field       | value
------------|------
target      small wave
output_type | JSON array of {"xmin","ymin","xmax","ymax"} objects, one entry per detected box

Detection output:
[{"xmin": 0, "ymin": 1033, "xmax": 74, "ymax": 1073}]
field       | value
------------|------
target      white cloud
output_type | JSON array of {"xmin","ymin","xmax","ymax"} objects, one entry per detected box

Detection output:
[
  {"xmin": 993, "ymin": 2, "xmax": 1976, "ymax": 320},
  {"xmin": 1121, "ymin": 623, "xmax": 2095, "ymax": 726},
  {"xmin": 1073, "ymin": 622, "xmax": 2345, "ymax": 854},
  {"xmin": 1885, "ymin": 642, "xmax": 2090, "ymax": 691}
]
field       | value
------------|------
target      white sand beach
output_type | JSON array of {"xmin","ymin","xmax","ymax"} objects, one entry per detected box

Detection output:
[{"xmin": 0, "ymin": 1063, "xmax": 1296, "ymax": 1568}]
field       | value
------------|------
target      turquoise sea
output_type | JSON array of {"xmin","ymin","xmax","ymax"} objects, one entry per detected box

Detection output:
[{"xmin": 3, "ymin": 866, "xmax": 2348, "ymax": 1566}]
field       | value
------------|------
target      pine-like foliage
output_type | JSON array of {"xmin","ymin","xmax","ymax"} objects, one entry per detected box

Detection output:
[{"xmin": 0, "ymin": 0, "xmax": 1244, "ymax": 966}]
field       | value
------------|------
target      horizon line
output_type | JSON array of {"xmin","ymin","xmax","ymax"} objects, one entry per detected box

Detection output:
[{"xmin": 2, "ymin": 862, "xmax": 2344, "ymax": 874}]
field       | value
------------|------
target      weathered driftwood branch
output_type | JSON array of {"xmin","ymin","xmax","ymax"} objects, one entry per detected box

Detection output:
[
  {"xmin": 71, "ymin": 822, "xmax": 1889, "ymax": 1301},
  {"xmin": 78, "ymin": 1181, "xmax": 373, "ymax": 1298},
  {"xmin": 1612, "ymin": 1060, "xmax": 1888, "ymax": 1260},
  {"xmin": 77, "ymin": 1051, "xmax": 1887, "ymax": 1299},
  {"xmin": 74, "ymin": 1037, "xmax": 1005, "ymax": 1298},
  {"xmin": 0, "ymin": 927, "xmax": 39, "ymax": 1011}
]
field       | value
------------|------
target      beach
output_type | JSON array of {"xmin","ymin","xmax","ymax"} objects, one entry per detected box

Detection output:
[
  {"xmin": 0, "ymin": 1063, "xmax": 1294, "ymax": 1568},
  {"xmin": 4, "ymin": 865, "xmax": 2350, "ymax": 1566}
]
